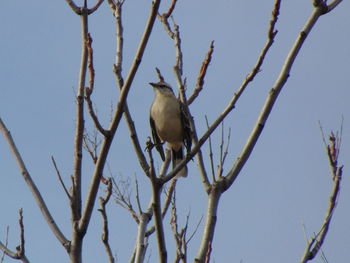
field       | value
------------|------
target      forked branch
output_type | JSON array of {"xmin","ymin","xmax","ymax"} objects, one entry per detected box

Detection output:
[{"xmin": 0, "ymin": 209, "xmax": 30, "ymax": 263}]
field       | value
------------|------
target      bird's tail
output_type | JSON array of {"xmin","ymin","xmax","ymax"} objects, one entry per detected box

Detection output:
[{"xmin": 172, "ymin": 147, "xmax": 188, "ymax": 178}]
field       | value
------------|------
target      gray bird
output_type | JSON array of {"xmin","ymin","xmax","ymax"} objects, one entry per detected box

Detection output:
[{"xmin": 149, "ymin": 81, "xmax": 192, "ymax": 177}]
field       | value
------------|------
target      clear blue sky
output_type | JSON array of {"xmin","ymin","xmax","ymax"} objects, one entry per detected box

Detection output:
[{"xmin": 1, "ymin": 0, "xmax": 349, "ymax": 262}]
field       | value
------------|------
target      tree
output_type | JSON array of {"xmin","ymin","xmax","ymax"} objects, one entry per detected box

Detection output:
[{"xmin": 0, "ymin": 0, "xmax": 349, "ymax": 262}]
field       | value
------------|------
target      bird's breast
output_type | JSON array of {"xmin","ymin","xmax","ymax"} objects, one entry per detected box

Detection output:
[{"xmin": 151, "ymin": 96, "xmax": 183, "ymax": 146}]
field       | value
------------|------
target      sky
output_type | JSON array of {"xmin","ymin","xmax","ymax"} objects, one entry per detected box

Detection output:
[{"xmin": 1, "ymin": 0, "xmax": 350, "ymax": 262}]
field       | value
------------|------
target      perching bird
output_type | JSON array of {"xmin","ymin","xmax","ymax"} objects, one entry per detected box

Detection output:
[{"xmin": 149, "ymin": 81, "xmax": 192, "ymax": 178}]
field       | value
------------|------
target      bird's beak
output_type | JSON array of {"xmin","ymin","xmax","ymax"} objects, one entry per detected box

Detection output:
[{"xmin": 149, "ymin": 82, "xmax": 157, "ymax": 87}]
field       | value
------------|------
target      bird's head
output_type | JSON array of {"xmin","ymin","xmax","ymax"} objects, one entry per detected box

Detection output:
[{"xmin": 149, "ymin": 81, "xmax": 174, "ymax": 96}]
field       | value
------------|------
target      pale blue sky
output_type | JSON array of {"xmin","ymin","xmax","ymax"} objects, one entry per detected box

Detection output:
[{"xmin": 1, "ymin": 0, "xmax": 349, "ymax": 262}]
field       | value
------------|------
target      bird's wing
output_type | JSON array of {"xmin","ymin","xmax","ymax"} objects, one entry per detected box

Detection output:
[
  {"xmin": 180, "ymin": 101, "xmax": 192, "ymax": 154},
  {"xmin": 150, "ymin": 116, "xmax": 165, "ymax": 161}
]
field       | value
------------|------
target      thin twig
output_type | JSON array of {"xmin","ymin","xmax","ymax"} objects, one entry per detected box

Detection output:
[
  {"xmin": 51, "ymin": 156, "xmax": 72, "ymax": 200},
  {"xmin": 218, "ymin": 127, "xmax": 231, "ymax": 178},
  {"xmin": 135, "ymin": 175, "xmax": 143, "ymax": 215},
  {"xmin": 161, "ymin": 179, "xmax": 176, "ymax": 218},
  {"xmin": 112, "ymin": 177, "xmax": 139, "ymax": 224},
  {"xmin": 186, "ymin": 215, "xmax": 203, "ymax": 245},
  {"xmin": 188, "ymin": 41, "xmax": 214, "ymax": 105},
  {"xmin": 222, "ymin": 127, "xmax": 231, "ymax": 164},
  {"xmin": 218, "ymin": 122, "xmax": 224, "ymax": 175},
  {"xmin": 318, "ymin": 121, "xmax": 327, "ymax": 146},
  {"xmin": 82, "ymin": 129, "xmax": 99, "ymax": 164},
  {"xmin": 320, "ymin": 249, "xmax": 330, "ymax": 263},
  {"xmin": 205, "ymin": 116, "xmax": 216, "ymax": 182},
  {"xmin": 337, "ymin": 115, "xmax": 344, "ymax": 159}
]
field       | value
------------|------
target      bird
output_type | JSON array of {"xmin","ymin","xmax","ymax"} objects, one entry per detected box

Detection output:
[{"xmin": 149, "ymin": 81, "xmax": 192, "ymax": 178}]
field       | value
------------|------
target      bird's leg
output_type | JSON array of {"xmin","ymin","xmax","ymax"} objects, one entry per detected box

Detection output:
[{"xmin": 145, "ymin": 137, "xmax": 155, "ymax": 152}]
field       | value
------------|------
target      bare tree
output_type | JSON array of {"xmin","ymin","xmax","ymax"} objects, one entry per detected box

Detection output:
[{"xmin": 0, "ymin": 0, "xmax": 346, "ymax": 262}]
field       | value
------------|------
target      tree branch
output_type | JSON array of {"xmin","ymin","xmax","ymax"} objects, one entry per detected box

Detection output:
[
  {"xmin": 51, "ymin": 156, "xmax": 72, "ymax": 200},
  {"xmin": 133, "ymin": 151, "xmax": 173, "ymax": 262},
  {"xmin": 111, "ymin": 2, "xmax": 150, "ymax": 175},
  {"xmin": 187, "ymin": 41, "xmax": 214, "ymax": 105},
  {"xmin": 0, "ymin": 209, "xmax": 30, "ymax": 263},
  {"xmin": 162, "ymin": 0, "xmax": 177, "ymax": 19},
  {"xmin": 217, "ymin": 126, "xmax": 231, "ymax": 178},
  {"xmin": 0, "ymin": 118, "xmax": 69, "ymax": 250},
  {"xmin": 195, "ymin": 188, "xmax": 221, "ymax": 262},
  {"xmin": 300, "ymin": 131, "xmax": 343, "ymax": 263},
  {"xmin": 87, "ymin": 0, "xmax": 105, "ymax": 15},
  {"xmin": 98, "ymin": 179, "xmax": 115, "ymax": 263},
  {"xmin": 112, "ymin": 176, "xmax": 140, "ymax": 224},
  {"xmin": 134, "ymin": 209, "xmax": 152, "ymax": 263},
  {"xmin": 195, "ymin": 1, "xmax": 281, "ymax": 261},
  {"xmin": 65, "ymin": 0, "xmax": 105, "ymax": 15},
  {"xmin": 79, "ymin": 0, "xmax": 161, "ymax": 236},
  {"xmin": 65, "ymin": 0, "xmax": 81, "ymax": 14},
  {"xmin": 0, "ymin": 226, "xmax": 9, "ymax": 263},
  {"xmin": 146, "ymin": 141, "xmax": 167, "ymax": 262},
  {"xmin": 327, "ymin": 0, "xmax": 343, "ymax": 11},
  {"xmin": 71, "ymin": 5, "xmax": 89, "ymax": 226},
  {"xmin": 205, "ymin": 116, "xmax": 216, "ymax": 182},
  {"xmin": 85, "ymin": 33, "xmax": 109, "ymax": 136},
  {"xmin": 224, "ymin": 0, "xmax": 339, "ymax": 189}
]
